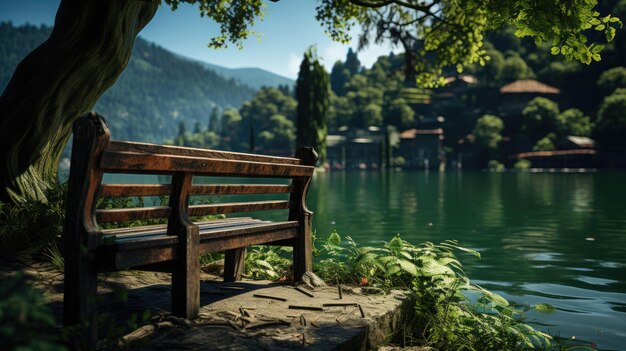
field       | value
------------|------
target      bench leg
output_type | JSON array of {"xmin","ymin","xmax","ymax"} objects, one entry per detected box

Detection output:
[
  {"xmin": 293, "ymin": 212, "xmax": 313, "ymax": 282},
  {"xmin": 172, "ymin": 226, "xmax": 200, "ymax": 319},
  {"xmin": 224, "ymin": 248, "xmax": 246, "ymax": 282},
  {"xmin": 63, "ymin": 243, "xmax": 98, "ymax": 349}
]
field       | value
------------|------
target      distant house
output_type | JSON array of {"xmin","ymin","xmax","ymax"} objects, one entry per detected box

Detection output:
[
  {"xmin": 397, "ymin": 128, "xmax": 444, "ymax": 169},
  {"xmin": 499, "ymin": 79, "xmax": 560, "ymax": 116},
  {"xmin": 513, "ymin": 136, "xmax": 598, "ymax": 169},
  {"xmin": 326, "ymin": 126, "xmax": 384, "ymax": 170},
  {"xmin": 443, "ymin": 74, "xmax": 478, "ymax": 89},
  {"xmin": 558, "ymin": 136, "xmax": 595, "ymax": 150},
  {"xmin": 435, "ymin": 74, "xmax": 479, "ymax": 103},
  {"xmin": 513, "ymin": 149, "xmax": 598, "ymax": 169}
]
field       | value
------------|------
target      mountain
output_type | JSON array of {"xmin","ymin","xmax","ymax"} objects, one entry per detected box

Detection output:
[
  {"xmin": 199, "ymin": 62, "xmax": 294, "ymax": 90},
  {"xmin": 0, "ymin": 22, "xmax": 257, "ymax": 143}
]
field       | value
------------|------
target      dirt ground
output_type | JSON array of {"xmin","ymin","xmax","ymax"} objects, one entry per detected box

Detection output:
[{"xmin": 1, "ymin": 256, "xmax": 433, "ymax": 351}]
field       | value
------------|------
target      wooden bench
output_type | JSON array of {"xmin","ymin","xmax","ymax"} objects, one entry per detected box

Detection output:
[{"xmin": 62, "ymin": 113, "xmax": 317, "ymax": 345}]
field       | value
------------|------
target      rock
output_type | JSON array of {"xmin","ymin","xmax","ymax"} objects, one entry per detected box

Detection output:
[
  {"xmin": 301, "ymin": 271, "xmax": 326, "ymax": 288},
  {"xmin": 202, "ymin": 259, "xmax": 225, "ymax": 277},
  {"xmin": 120, "ymin": 324, "xmax": 155, "ymax": 345}
]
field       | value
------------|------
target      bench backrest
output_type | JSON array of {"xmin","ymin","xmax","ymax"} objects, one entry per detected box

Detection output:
[{"xmin": 64, "ymin": 113, "xmax": 317, "ymax": 247}]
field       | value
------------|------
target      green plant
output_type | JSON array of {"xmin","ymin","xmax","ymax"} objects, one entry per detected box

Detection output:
[
  {"xmin": 244, "ymin": 245, "xmax": 292, "ymax": 280},
  {"xmin": 43, "ymin": 241, "xmax": 65, "ymax": 273},
  {"xmin": 0, "ymin": 180, "xmax": 67, "ymax": 258},
  {"xmin": 514, "ymin": 159, "xmax": 532, "ymax": 170},
  {"xmin": 488, "ymin": 160, "xmax": 505, "ymax": 172},
  {"xmin": 313, "ymin": 232, "xmax": 558, "ymax": 351},
  {"xmin": 0, "ymin": 273, "xmax": 67, "ymax": 351}
]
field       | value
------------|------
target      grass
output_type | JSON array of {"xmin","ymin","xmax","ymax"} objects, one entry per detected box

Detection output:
[{"xmin": 0, "ymin": 180, "xmax": 66, "ymax": 259}]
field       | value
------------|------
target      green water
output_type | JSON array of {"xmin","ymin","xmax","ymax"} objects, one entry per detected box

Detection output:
[
  {"xmin": 307, "ymin": 171, "xmax": 626, "ymax": 350},
  {"xmin": 104, "ymin": 171, "xmax": 626, "ymax": 349}
]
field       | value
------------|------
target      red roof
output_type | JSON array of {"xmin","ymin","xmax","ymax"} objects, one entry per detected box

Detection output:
[
  {"xmin": 400, "ymin": 128, "xmax": 443, "ymax": 139},
  {"xmin": 500, "ymin": 80, "xmax": 560, "ymax": 94},
  {"xmin": 515, "ymin": 149, "xmax": 596, "ymax": 158}
]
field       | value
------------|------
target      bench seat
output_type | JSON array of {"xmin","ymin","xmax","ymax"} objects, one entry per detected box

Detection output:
[
  {"xmin": 98, "ymin": 218, "xmax": 299, "ymax": 269},
  {"xmin": 63, "ymin": 113, "xmax": 318, "ymax": 347}
]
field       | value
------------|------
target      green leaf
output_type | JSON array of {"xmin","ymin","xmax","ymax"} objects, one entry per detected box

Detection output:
[
  {"xmin": 386, "ymin": 235, "xmax": 404, "ymax": 253},
  {"xmin": 606, "ymin": 27, "xmax": 616, "ymax": 41},
  {"xmin": 397, "ymin": 258, "xmax": 418, "ymax": 276},
  {"xmin": 327, "ymin": 231, "xmax": 341, "ymax": 246},
  {"xmin": 534, "ymin": 303, "xmax": 556, "ymax": 313}
]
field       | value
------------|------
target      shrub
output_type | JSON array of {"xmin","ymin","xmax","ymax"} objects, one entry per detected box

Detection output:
[
  {"xmin": 488, "ymin": 160, "xmax": 505, "ymax": 172},
  {"xmin": 514, "ymin": 159, "xmax": 532, "ymax": 170},
  {"xmin": 0, "ymin": 180, "xmax": 67, "ymax": 258},
  {"xmin": 0, "ymin": 273, "xmax": 67, "ymax": 351},
  {"xmin": 533, "ymin": 133, "xmax": 556, "ymax": 151},
  {"xmin": 313, "ymin": 232, "xmax": 555, "ymax": 351}
]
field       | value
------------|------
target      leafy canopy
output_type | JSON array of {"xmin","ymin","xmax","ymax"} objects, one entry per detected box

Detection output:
[{"xmin": 164, "ymin": 0, "xmax": 621, "ymax": 85}]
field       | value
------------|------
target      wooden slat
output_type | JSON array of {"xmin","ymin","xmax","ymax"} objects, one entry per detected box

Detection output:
[
  {"xmin": 100, "ymin": 184, "xmax": 172, "ymax": 197},
  {"xmin": 115, "ymin": 244, "xmax": 178, "ymax": 269},
  {"xmin": 108, "ymin": 141, "xmax": 302, "ymax": 165},
  {"xmin": 100, "ymin": 217, "xmax": 259, "ymax": 235},
  {"xmin": 108, "ymin": 221, "xmax": 298, "ymax": 268},
  {"xmin": 199, "ymin": 227, "xmax": 298, "ymax": 252},
  {"xmin": 98, "ymin": 184, "xmax": 290, "ymax": 198},
  {"xmin": 199, "ymin": 221, "xmax": 298, "ymax": 239},
  {"xmin": 99, "ymin": 151, "xmax": 313, "ymax": 178},
  {"xmin": 96, "ymin": 206, "xmax": 170, "ymax": 223},
  {"xmin": 189, "ymin": 200, "xmax": 290, "ymax": 216},
  {"xmin": 103, "ymin": 218, "xmax": 268, "ymax": 238},
  {"xmin": 190, "ymin": 184, "xmax": 291, "ymax": 195}
]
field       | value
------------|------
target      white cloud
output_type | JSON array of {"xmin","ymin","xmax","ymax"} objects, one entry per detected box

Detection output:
[
  {"xmin": 286, "ymin": 53, "xmax": 301, "ymax": 79},
  {"xmin": 318, "ymin": 38, "xmax": 402, "ymax": 74},
  {"xmin": 320, "ymin": 42, "xmax": 348, "ymax": 70}
]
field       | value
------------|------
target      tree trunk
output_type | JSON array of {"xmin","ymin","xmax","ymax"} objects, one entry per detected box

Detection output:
[{"xmin": 0, "ymin": 0, "xmax": 159, "ymax": 204}]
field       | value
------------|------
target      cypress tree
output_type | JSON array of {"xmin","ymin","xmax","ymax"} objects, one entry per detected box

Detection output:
[
  {"xmin": 248, "ymin": 123, "xmax": 255, "ymax": 153},
  {"xmin": 297, "ymin": 51, "xmax": 313, "ymax": 149},
  {"xmin": 296, "ymin": 47, "xmax": 330, "ymax": 164},
  {"xmin": 209, "ymin": 106, "xmax": 220, "ymax": 133},
  {"xmin": 176, "ymin": 121, "xmax": 187, "ymax": 146}
]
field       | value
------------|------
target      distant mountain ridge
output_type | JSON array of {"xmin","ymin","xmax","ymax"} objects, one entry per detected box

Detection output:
[
  {"xmin": 0, "ymin": 22, "xmax": 276, "ymax": 144},
  {"xmin": 199, "ymin": 62, "xmax": 294, "ymax": 90}
]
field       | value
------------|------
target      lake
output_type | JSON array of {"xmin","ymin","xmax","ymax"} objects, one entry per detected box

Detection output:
[
  {"xmin": 306, "ymin": 171, "xmax": 626, "ymax": 351},
  {"xmin": 104, "ymin": 170, "xmax": 626, "ymax": 350}
]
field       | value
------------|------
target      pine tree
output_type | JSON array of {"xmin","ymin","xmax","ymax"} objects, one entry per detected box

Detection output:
[
  {"xmin": 345, "ymin": 48, "xmax": 361, "ymax": 76},
  {"xmin": 177, "ymin": 121, "xmax": 187, "ymax": 146},
  {"xmin": 193, "ymin": 121, "xmax": 202, "ymax": 134},
  {"xmin": 330, "ymin": 61, "xmax": 350, "ymax": 96},
  {"xmin": 209, "ymin": 106, "xmax": 220, "ymax": 133}
]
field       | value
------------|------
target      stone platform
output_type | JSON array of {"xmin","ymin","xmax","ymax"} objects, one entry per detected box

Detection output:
[
  {"xmin": 1, "ymin": 259, "xmax": 416, "ymax": 351},
  {"xmin": 125, "ymin": 278, "xmax": 413, "ymax": 351}
]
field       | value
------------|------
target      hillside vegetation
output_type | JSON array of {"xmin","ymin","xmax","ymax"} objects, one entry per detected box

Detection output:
[{"xmin": 0, "ymin": 22, "xmax": 256, "ymax": 143}]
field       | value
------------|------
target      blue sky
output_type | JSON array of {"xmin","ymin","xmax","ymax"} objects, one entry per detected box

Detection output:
[{"xmin": 0, "ymin": 0, "xmax": 399, "ymax": 79}]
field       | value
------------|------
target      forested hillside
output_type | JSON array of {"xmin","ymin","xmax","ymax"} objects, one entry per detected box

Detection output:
[
  {"xmin": 0, "ymin": 22, "xmax": 257, "ymax": 143},
  {"xmin": 199, "ymin": 62, "xmax": 294, "ymax": 90}
]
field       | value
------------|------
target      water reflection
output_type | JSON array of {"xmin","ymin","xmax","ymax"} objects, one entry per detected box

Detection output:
[
  {"xmin": 308, "ymin": 171, "xmax": 626, "ymax": 351},
  {"xmin": 104, "ymin": 171, "xmax": 626, "ymax": 350}
]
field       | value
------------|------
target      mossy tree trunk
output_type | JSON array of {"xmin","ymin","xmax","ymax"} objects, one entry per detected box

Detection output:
[{"xmin": 0, "ymin": 0, "xmax": 159, "ymax": 204}]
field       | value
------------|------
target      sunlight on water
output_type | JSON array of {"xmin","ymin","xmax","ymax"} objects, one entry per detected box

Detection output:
[
  {"xmin": 106, "ymin": 171, "xmax": 626, "ymax": 350},
  {"xmin": 307, "ymin": 171, "xmax": 626, "ymax": 351}
]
